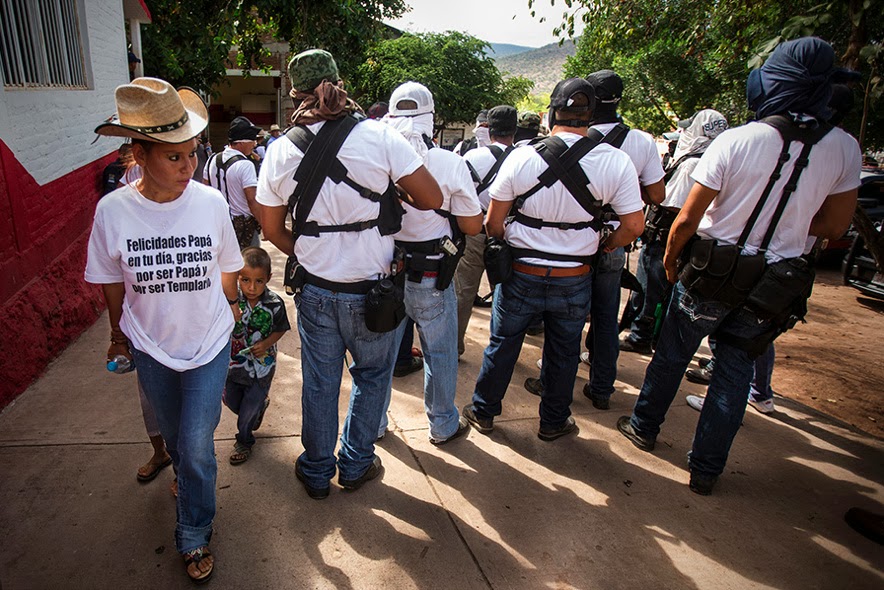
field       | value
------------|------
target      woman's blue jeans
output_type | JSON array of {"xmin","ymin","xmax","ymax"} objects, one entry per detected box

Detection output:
[{"xmin": 132, "ymin": 343, "xmax": 230, "ymax": 554}]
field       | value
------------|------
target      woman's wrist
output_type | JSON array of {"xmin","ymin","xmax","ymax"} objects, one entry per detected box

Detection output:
[
  {"xmin": 227, "ymin": 296, "xmax": 239, "ymax": 305},
  {"xmin": 110, "ymin": 327, "xmax": 128, "ymax": 345}
]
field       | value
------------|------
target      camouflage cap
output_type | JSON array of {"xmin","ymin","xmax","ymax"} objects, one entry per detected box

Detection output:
[
  {"xmin": 288, "ymin": 49, "xmax": 340, "ymax": 92},
  {"xmin": 518, "ymin": 111, "xmax": 541, "ymax": 130}
]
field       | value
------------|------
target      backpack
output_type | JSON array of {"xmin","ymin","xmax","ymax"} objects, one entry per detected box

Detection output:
[{"xmin": 210, "ymin": 152, "xmax": 258, "ymax": 205}]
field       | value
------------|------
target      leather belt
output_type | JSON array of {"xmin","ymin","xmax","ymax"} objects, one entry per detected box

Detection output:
[{"xmin": 512, "ymin": 262, "xmax": 591, "ymax": 278}]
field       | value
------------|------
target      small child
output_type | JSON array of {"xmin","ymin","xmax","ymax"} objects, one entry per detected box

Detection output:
[{"xmin": 225, "ymin": 246, "xmax": 291, "ymax": 465}]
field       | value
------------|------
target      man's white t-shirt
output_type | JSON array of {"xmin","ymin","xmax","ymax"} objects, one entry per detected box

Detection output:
[
  {"xmin": 592, "ymin": 123, "xmax": 665, "ymax": 187},
  {"xmin": 661, "ymin": 156, "xmax": 702, "ymax": 209},
  {"xmin": 692, "ymin": 122, "xmax": 861, "ymax": 262},
  {"xmin": 256, "ymin": 118, "xmax": 423, "ymax": 283},
  {"xmin": 463, "ymin": 142, "xmax": 511, "ymax": 211},
  {"xmin": 394, "ymin": 148, "xmax": 481, "ymax": 247},
  {"xmin": 85, "ymin": 181, "xmax": 244, "ymax": 371},
  {"xmin": 203, "ymin": 147, "xmax": 258, "ymax": 218},
  {"xmin": 490, "ymin": 132, "xmax": 643, "ymax": 267}
]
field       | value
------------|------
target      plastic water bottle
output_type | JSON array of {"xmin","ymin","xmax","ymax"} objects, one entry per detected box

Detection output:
[{"xmin": 107, "ymin": 355, "xmax": 134, "ymax": 374}]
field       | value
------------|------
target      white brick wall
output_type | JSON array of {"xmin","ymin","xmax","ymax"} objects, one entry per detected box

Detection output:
[{"xmin": 0, "ymin": 0, "xmax": 129, "ymax": 184}]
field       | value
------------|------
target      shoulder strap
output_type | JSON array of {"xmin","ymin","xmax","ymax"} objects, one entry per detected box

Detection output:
[
  {"xmin": 475, "ymin": 145, "xmax": 513, "ymax": 195},
  {"xmin": 602, "ymin": 123, "xmax": 631, "ymax": 150},
  {"xmin": 663, "ymin": 153, "xmax": 702, "ymax": 183},
  {"xmin": 284, "ymin": 115, "xmax": 362, "ymax": 239},
  {"xmin": 736, "ymin": 117, "xmax": 834, "ymax": 253},
  {"xmin": 464, "ymin": 160, "xmax": 481, "ymax": 185},
  {"xmin": 531, "ymin": 130, "xmax": 605, "ymax": 216}
]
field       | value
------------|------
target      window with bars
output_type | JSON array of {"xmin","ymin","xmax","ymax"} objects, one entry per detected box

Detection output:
[{"xmin": 1, "ymin": 0, "xmax": 87, "ymax": 89}]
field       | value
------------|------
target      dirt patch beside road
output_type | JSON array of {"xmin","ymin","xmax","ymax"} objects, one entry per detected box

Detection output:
[{"xmin": 773, "ymin": 268, "xmax": 884, "ymax": 438}]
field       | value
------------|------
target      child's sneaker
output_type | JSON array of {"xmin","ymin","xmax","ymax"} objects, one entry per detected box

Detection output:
[
  {"xmin": 686, "ymin": 395, "xmax": 705, "ymax": 412},
  {"xmin": 748, "ymin": 395, "xmax": 775, "ymax": 414}
]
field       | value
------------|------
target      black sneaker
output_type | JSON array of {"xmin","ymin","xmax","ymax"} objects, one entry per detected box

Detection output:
[
  {"xmin": 698, "ymin": 357, "xmax": 713, "ymax": 369},
  {"xmin": 295, "ymin": 461, "xmax": 330, "ymax": 500},
  {"xmin": 430, "ymin": 416, "xmax": 471, "ymax": 446},
  {"xmin": 538, "ymin": 416, "xmax": 578, "ymax": 441},
  {"xmin": 462, "ymin": 404, "xmax": 493, "ymax": 434},
  {"xmin": 524, "ymin": 377, "xmax": 544, "ymax": 396},
  {"xmin": 689, "ymin": 471, "xmax": 718, "ymax": 496},
  {"xmin": 619, "ymin": 336, "xmax": 652, "ymax": 354},
  {"xmin": 582, "ymin": 384, "xmax": 610, "ymax": 410},
  {"xmin": 616, "ymin": 416, "xmax": 655, "ymax": 452},
  {"xmin": 685, "ymin": 367, "xmax": 712, "ymax": 385},
  {"xmin": 393, "ymin": 357, "xmax": 424, "ymax": 378},
  {"xmin": 339, "ymin": 456, "xmax": 383, "ymax": 491}
]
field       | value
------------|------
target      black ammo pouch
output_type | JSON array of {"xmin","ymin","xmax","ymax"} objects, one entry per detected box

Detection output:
[
  {"xmin": 678, "ymin": 239, "xmax": 766, "ymax": 307},
  {"xmin": 643, "ymin": 205, "xmax": 678, "ymax": 242},
  {"xmin": 396, "ymin": 237, "xmax": 462, "ymax": 291},
  {"xmin": 283, "ymin": 256, "xmax": 307, "ymax": 296},
  {"xmin": 745, "ymin": 257, "xmax": 815, "ymax": 320},
  {"xmin": 484, "ymin": 237, "xmax": 513, "ymax": 286}
]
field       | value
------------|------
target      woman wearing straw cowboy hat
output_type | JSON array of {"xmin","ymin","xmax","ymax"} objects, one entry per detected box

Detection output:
[{"xmin": 85, "ymin": 77, "xmax": 244, "ymax": 584}]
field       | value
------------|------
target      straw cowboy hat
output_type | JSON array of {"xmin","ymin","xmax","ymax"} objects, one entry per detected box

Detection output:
[{"xmin": 95, "ymin": 77, "xmax": 208, "ymax": 143}]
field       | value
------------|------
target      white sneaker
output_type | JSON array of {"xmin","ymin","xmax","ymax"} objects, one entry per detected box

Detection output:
[
  {"xmin": 748, "ymin": 396, "xmax": 775, "ymax": 414},
  {"xmin": 686, "ymin": 395, "xmax": 705, "ymax": 412},
  {"xmin": 580, "ymin": 352, "xmax": 591, "ymax": 365},
  {"xmin": 536, "ymin": 358, "xmax": 543, "ymax": 370}
]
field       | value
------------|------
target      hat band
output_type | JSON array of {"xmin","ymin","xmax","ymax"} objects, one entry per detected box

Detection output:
[{"xmin": 128, "ymin": 112, "xmax": 189, "ymax": 134}]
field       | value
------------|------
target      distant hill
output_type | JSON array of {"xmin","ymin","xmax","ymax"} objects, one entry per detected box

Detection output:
[
  {"xmin": 486, "ymin": 43, "xmax": 535, "ymax": 58},
  {"xmin": 494, "ymin": 39, "xmax": 578, "ymax": 95}
]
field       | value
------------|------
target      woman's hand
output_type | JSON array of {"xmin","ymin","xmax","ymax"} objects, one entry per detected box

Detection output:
[{"xmin": 107, "ymin": 341, "xmax": 132, "ymax": 362}]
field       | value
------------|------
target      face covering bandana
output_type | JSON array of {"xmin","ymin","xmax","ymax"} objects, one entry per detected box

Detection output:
[
  {"xmin": 473, "ymin": 126, "xmax": 491, "ymax": 147},
  {"xmin": 383, "ymin": 112, "xmax": 435, "ymax": 162}
]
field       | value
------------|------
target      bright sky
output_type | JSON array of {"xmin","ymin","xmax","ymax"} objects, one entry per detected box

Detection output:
[{"xmin": 385, "ymin": 0, "xmax": 583, "ymax": 48}]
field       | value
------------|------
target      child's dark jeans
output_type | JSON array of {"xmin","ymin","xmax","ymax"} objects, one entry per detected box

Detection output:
[{"xmin": 223, "ymin": 379, "xmax": 271, "ymax": 447}]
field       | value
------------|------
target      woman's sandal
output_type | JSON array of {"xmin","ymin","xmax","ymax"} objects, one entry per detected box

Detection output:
[
  {"xmin": 136, "ymin": 455, "xmax": 172, "ymax": 482},
  {"xmin": 183, "ymin": 546, "xmax": 214, "ymax": 584},
  {"xmin": 229, "ymin": 442, "xmax": 251, "ymax": 465}
]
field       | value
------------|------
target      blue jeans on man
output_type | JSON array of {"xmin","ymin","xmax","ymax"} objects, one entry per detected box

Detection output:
[
  {"xmin": 472, "ymin": 269, "xmax": 592, "ymax": 430},
  {"xmin": 132, "ymin": 342, "xmax": 230, "ymax": 553},
  {"xmin": 628, "ymin": 281, "xmax": 774, "ymax": 479},
  {"xmin": 584, "ymin": 247, "xmax": 625, "ymax": 401},
  {"xmin": 295, "ymin": 284, "xmax": 398, "ymax": 490},
  {"xmin": 380, "ymin": 276, "xmax": 460, "ymax": 441},
  {"xmin": 626, "ymin": 239, "xmax": 669, "ymax": 346}
]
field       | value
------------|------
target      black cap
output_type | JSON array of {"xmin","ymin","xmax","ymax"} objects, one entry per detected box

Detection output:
[
  {"xmin": 585, "ymin": 70, "xmax": 623, "ymax": 102},
  {"xmin": 228, "ymin": 116, "xmax": 261, "ymax": 142},
  {"xmin": 127, "ymin": 51, "xmax": 141, "ymax": 64},
  {"xmin": 488, "ymin": 105, "xmax": 518, "ymax": 136},
  {"xmin": 549, "ymin": 78, "xmax": 596, "ymax": 112}
]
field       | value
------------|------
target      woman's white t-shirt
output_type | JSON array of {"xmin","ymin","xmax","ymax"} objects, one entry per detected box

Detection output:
[{"xmin": 85, "ymin": 181, "xmax": 244, "ymax": 371}]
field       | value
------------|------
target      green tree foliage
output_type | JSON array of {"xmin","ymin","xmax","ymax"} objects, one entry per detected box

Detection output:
[
  {"xmin": 351, "ymin": 32, "xmax": 535, "ymax": 126},
  {"xmin": 141, "ymin": 0, "xmax": 407, "ymax": 95},
  {"xmin": 553, "ymin": 0, "xmax": 819, "ymax": 134},
  {"xmin": 541, "ymin": 0, "xmax": 882, "ymax": 145}
]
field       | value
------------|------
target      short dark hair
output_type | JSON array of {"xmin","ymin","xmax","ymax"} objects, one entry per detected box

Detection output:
[{"xmin": 241, "ymin": 246, "xmax": 271, "ymax": 276}]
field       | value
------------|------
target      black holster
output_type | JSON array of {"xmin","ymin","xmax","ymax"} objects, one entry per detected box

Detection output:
[
  {"xmin": 642, "ymin": 205, "xmax": 677, "ymax": 243},
  {"xmin": 364, "ymin": 277, "xmax": 406, "ymax": 333},
  {"xmin": 484, "ymin": 238, "xmax": 513, "ymax": 286},
  {"xmin": 283, "ymin": 256, "xmax": 307, "ymax": 296},
  {"xmin": 435, "ymin": 250, "xmax": 460, "ymax": 290}
]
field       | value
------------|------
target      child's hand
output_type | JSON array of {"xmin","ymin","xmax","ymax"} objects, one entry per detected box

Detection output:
[{"xmin": 249, "ymin": 339, "xmax": 271, "ymax": 358}]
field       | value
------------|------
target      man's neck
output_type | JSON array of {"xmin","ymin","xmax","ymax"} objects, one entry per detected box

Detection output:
[
  {"xmin": 551, "ymin": 126, "xmax": 588, "ymax": 137},
  {"xmin": 490, "ymin": 136, "xmax": 514, "ymax": 147}
]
